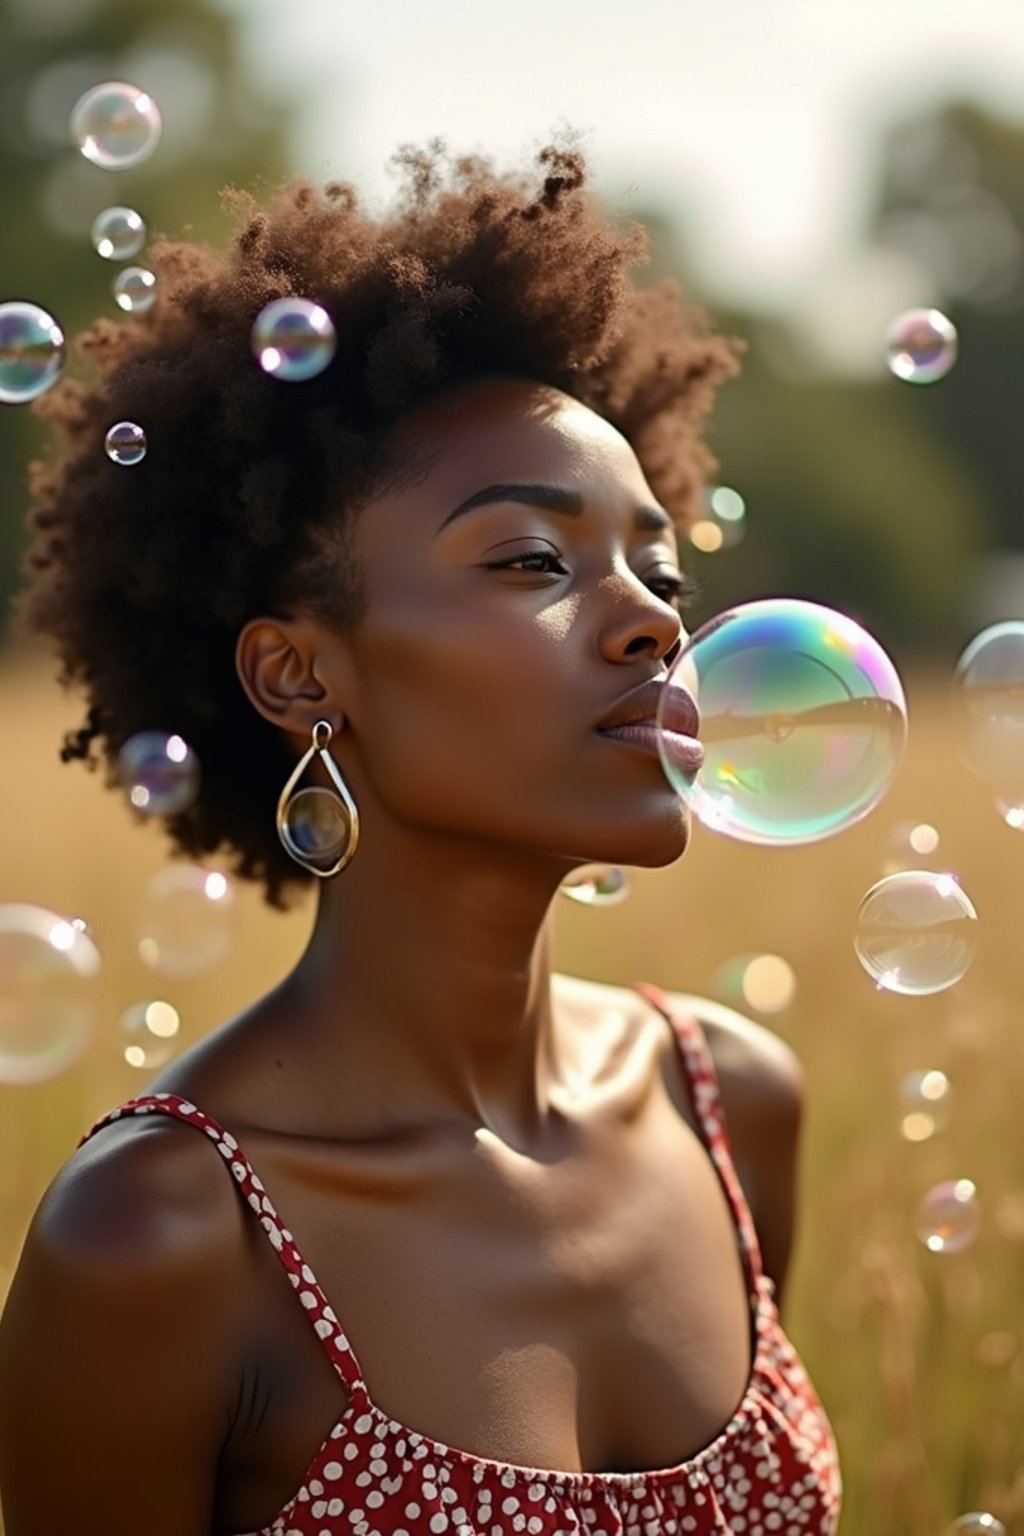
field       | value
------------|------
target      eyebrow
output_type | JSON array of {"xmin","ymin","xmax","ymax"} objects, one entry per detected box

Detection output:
[{"xmin": 435, "ymin": 482, "xmax": 674, "ymax": 535}]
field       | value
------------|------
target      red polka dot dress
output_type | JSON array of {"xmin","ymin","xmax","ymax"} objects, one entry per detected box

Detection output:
[{"xmin": 77, "ymin": 983, "xmax": 842, "ymax": 1536}]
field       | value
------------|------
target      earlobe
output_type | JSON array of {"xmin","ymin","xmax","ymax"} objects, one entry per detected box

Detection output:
[{"xmin": 234, "ymin": 615, "xmax": 329, "ymax": 735}]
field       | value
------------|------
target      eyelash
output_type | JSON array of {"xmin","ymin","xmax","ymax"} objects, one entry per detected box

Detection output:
[{"xmin": 485, "ymin": 549, "xmax": 704, "ymax": 610}]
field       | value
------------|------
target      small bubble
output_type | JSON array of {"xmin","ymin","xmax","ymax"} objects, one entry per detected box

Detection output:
[
  {"xmin": 0, "ymin": 300, "xmax": 65, "ymax": 404},
  {"xmin": 916, "ymin": 1179, "xmax": 980, "ymax": 1254},
  {"xmin": 117, "ymin": 731, "xmax": 200, "ymax": 815},
  {"xmin": 251, "ymin": 297, "xmax": 337, "ymax": 382},
  {"xmin": 886, "ymin": 307, "xmax": 958, "ymax": 383},
  {"xmin": 855, "ymin": 870, "xmax": 978, "ymax": 996},
  {"xmin": 91, "ymin": 206, "xmax": 146, "ymax": 261},
  {"xmin": 104, "ymin": 421, "xmax": 147, "ymax": 465},
  {"xmin": 898, "ymin": 1069, "xmax": 952, "ymax": 1141},
  {"xmin": 119, "ymin": 998, "xmax": 180, "ymax": 1070},
  {"xmin": 70, "ymin": 81, "xmax": 162, "ymax": 170},
  {"xmin": 559, "ymin": 866, "xmax": 630, "ymax": 906},
  {"xmin": 113, "ymin": 265, "xmax": 156, "ymax": 314}
]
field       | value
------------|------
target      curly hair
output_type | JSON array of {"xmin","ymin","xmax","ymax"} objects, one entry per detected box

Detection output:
[{"xmin": 13, "ymin": 131, "xmax": 743, "ymax": 912}]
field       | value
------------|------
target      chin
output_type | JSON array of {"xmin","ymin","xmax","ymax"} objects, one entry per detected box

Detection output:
[{"xmin": 576, "ymin": 803, "xmax": 691, "ymax": 871}]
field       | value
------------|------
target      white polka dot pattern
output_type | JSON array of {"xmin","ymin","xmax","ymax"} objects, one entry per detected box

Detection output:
[{"xmin": 75, "ymin": 983, "xmax": 842, "ymax": 1536}]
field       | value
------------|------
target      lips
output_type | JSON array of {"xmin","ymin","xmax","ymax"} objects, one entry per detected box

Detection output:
[{"xmin": 595, "ymin": 677, "xmax": 700, "ymax": 740}]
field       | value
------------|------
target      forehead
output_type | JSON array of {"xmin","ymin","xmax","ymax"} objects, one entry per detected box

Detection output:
[{"xmin": 384, "ymin": 374, "xmax": 650, "ymax": 505}]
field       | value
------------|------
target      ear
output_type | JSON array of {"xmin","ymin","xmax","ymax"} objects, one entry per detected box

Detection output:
[{"xmin": 234, "ymin": 613, "xmax": 345, "ymax": 746}]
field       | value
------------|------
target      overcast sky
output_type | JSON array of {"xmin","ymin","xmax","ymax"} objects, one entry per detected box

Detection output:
[{"xmin": 214, "ymin": 0, "xmax": 1024, "ymax": 369}]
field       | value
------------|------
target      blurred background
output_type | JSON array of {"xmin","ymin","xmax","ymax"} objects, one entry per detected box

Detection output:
[{"xmin": 4, "ymin": 1, "xmax": 1024, "ymax": 1531}]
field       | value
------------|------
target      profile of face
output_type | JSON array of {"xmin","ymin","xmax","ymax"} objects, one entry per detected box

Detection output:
[{"xmin": 252, "ymin": 373, "xmax": 698, "ymax": 884}]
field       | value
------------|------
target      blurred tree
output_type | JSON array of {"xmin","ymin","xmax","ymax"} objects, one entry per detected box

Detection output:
[
  {"xmin": 0, "ymin": 0, "xmax": 296, "ymax": 643},
  {"xmin": 622, "ymin": 200, "xmax": 987, "ymax": 663},
  {"xmin": 870, "ymin": 99, "xmax": 1024, "ymax": 566}
]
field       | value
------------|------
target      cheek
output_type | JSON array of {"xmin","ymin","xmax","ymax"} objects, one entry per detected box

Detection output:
[{"xmin": 349, "ymin": 594, "xmax": 581, "ymax": 806}]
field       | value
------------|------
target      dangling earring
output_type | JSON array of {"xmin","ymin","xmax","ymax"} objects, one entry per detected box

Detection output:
[
  {"xmin": 276, "ymin": 718, "xmax": 360, "ymax": 878},
  {"xmin": 558, "ymin": 865, "xmax": 630, "ymax": 906}
]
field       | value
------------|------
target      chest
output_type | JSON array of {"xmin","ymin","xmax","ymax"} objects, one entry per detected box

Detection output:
[{"xmin": 213, "ymin": 1081, "xmax": 758, "ymax": 1536}]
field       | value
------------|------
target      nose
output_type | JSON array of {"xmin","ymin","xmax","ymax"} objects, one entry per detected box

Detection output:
[{"xmin": 597, "ymin": 573, "xmax": 687, "ymax": 667}]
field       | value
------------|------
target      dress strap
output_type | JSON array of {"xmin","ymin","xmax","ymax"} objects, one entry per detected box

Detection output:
[
  {"xmin": 630, "ymin": 983, "xmax": 766, "ymax": 1295},
  {"xmin": 75, "ymin": 1092, "xmax": 372, "ymax": 1406}
]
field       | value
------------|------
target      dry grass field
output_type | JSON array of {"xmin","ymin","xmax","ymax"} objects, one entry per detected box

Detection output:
[{"xmin": 2, "ymin": 648, "xmax": 1024, "ymax": 1536}]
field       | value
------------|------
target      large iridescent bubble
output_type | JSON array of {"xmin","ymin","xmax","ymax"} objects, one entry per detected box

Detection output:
[
  {"xmin": 0, "ymin": 300, "xmax": 65, "ymax": 404},
  {"xmin": 656, "ymin": 598, "xmax": 907, "ymax": 844}
]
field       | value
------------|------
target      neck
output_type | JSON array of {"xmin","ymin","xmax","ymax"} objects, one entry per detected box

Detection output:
[{"xmin": 279, "ymin": 823, "xmax": 581, "ymax": 1147}]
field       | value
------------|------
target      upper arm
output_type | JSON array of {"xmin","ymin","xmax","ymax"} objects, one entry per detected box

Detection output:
[
  {"xmin": 668, "ymin": 993, "xmax": 805, "ymax": 1311},
  {"xmin": 0, "ymin": 1120, "xmax": 249, "ymax": 1536}
]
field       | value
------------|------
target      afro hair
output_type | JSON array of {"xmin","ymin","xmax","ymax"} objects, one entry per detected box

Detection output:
[{"xmin": 13, "ymin": 131, "xmax": 742, "ymax": 912}]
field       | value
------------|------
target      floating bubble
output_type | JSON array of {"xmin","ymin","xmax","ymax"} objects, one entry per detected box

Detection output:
[
  {"xmin": 855, "ymin": 870, "xmax": 978, "ymax": 996},
  {"xmin": 712, "ymin": 952, "xmax": 797, "ymax": 1014},
  {"xmin": 119, "ymin": 998, "xmax": 180, "ymax": 1071},
  {"xmin": 117, "ymin": 731, "xmax": 200, "ymax": 815},
  {"xmin": 113, "ymin": 265, "xmax": 156, "ymax": 314},
  {"xmin": 883, "ymin": 819, "xmax": 941, "ymax": 876},
  {"xmin": 137, "ymin": 864, "xmax": 236, "ymax": 978},
  {"xmin": 657, "ymin": 598, "xmax": 907, "ymax": 845},
  {"xmin": 953, "ymin": 622, "xmax": 1024, "ymax": 782},
  {"xmin": 948, "ymin": 1518, "xmax": 1005, "ymax": 1536},
  {"xmin": 886, "ymin": 307, "xmax": 958, "ymax": 383},
  {"xmin": 995, "ymin": 787, "xmax": 1024, "ymax": 829},
  {"xmin": 917, "ymin": 1179, "xmax": 980, "ymax": 1253},
  {"xmin": 104, "ymin": 420, "xmax": 147, "ymax": 466},
  {"xmin": 0, "ymin": 903, "xmax": 101, "ymax": 1085},
  {"xmin": 252, "ymin": 297, "xmax": 337, "ymax": 382},
  {"xmin": 70, "ymin": 81, "xmax": 162, "ymax": 170},
  {"xmin": 899, "ymin": 1069, "xmax": 952, "ymax": 1141},
  {"xmin": 0, "ymin": 300, "xmax": 65, "ymax": 404},
  {"xmin": 559, "ymin": 865, "xmax": 630, "ymax": 906},
  {"xmin": 91, "ymin": 206, "xmax": 146, "ymax": 261}
]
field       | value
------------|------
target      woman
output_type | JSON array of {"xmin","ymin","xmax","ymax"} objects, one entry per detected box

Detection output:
[{"xmin": 0, "ymin": 136, "xmax": 842, "ymax": 1535}]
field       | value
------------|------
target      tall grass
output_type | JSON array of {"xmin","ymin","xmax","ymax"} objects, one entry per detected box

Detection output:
[{"xmin": 2, "ymin": 650, "xmax": 1023, "ymax": 1535}]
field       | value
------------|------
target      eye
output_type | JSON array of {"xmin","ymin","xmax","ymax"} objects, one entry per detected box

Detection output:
[{"xmin": 647, "ymin": 572, "xmax": 704, "ymax": 611}]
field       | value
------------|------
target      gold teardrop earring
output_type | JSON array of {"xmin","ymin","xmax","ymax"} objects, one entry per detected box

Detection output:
[{"xmin": 276, "ymin": 718, "xmax": 360, "ymax": 877}]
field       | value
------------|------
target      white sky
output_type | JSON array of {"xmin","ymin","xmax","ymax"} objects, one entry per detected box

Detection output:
[{"xmin": 219, "ymin": 0, "xmax": 1024, "ymax": 366}]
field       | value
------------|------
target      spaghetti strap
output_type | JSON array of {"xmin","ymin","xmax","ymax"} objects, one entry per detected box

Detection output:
[
  {"xmin": 630, "ymin": 982, "xmax": 767, "ymax": 1298},
  {"xmin": 75, "ymin": 1091, "xmax": 372, "ymax": 1408}
]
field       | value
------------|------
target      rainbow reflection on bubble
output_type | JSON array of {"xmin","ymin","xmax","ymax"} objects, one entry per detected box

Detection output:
[{"xmin": 656, "ymin": 598, "xmax": 908, "ymax": 845}]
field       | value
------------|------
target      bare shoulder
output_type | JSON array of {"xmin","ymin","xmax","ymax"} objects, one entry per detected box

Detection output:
[
  {"xmin": 0, "ymin": 1113, "xmax": 251, "ymax": 1533},
  {"xmin": 665, "ymin": 991, "xmax": 805, "ymax": 1109}
]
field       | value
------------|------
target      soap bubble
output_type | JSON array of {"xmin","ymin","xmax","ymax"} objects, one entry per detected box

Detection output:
[
  {"xmin": 559, "ymin": 865, "xmax": 630, "ymax": 906},
  {"xmin": 899, "ymin": 1069, "xmax": 952, "ymax": 1141},
  {"xmin": 886, "ymin": 307, "xmax": 958, "ymax": 383},
  {"xmin": 113, "ymin": 266, "xmax": 156, "ymax": 314},
  {"xmin": 117, "ymin": 731, "xmax": 200, "ymax": 815},
  {"xmin": 279, "ymin": 786, "xmax": 355, "ymax": 874},
  {"xmin": 91, "ymin": 206, "xmax": 146, "ymax": 261},
  {"xmin": 252, "ymin": 297, "xmax": 337, "ymax": 381},
  {"xmin": 70, "ymin": 81, "xmax": 162, "ymax": 170},
  {"xmin": 953, "ymin": 622, "xmax": 1024, "ymax": 782},
  {"xmin": 0, "ymin": 903, "xmax": 101, "ymax": 1085},
  {"xmin": 995, "ymin": 788, "xmax": 1024, "ymax": 829},
  {"xmin": 855, "ymin": 870, "xmax": 978, "ymax": 996},
  {"xmin": 137, "ymin": 864, "xmax": 236, "ymax": 978},
  {"xmin": 119, "ymin": 999, "xmax": 180, "ymax": 1071},
  {"xmin": 104, "ymin": 421, "xmax": 147, "ymax": 466},
  {"xmin": 0, "ymin": 300, "xmax": 65, "ymax": 404},
  {"xmin": 712, "ymin": 952, "xmax": 797, "ymax": 1014},
  {"xmin": 917, "ymin": 1179, "xmax": 980, "ymax": 1253},
  {"xmin": 947, "ymin": 1517, "xmax": 1006, "ymax": 1536},
  {"xmin": 657, "ymin": 598, "xmax": 907, "ymax": 845}
]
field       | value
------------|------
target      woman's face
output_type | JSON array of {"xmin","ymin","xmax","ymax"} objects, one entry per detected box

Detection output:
[{"xmin": 331, "ymin": 373, "xmax": 697, "ymax": 874}]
